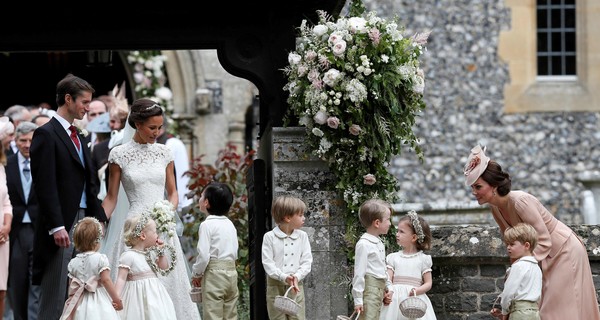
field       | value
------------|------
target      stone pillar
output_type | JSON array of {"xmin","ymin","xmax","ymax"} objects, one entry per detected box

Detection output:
[
  {"xmin": 271, "ymin": 127, "xmax": 350, "ymax": 319},
  {"xmin": 577, "ymin": 171, "xmax": 600, "ymax": 224}
]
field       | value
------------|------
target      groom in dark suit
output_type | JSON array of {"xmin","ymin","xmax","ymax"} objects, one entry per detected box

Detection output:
[{"xmin": 30, "ymin": 74, "xmax": 107, "ymax": 320}]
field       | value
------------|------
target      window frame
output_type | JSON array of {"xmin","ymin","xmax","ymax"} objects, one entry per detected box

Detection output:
[{"xmin": 499, "ymin": 0, "xmax": 599, "ymax": 113}]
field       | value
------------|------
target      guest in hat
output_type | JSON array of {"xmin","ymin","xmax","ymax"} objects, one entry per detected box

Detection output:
[
  {"xmin": 464, "ymin": 144, "xmax": 600, "ymax": 320},
  {"xmin": 0, "ymin": 116, "xmax": 14, "ymax": 317},
  {"xmin": 87, "ymin": 113, "xmax": 111, "ymax": 200}
]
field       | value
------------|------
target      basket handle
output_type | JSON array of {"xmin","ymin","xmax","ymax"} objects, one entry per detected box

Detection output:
[
  {"xmin": 410, "ymin": 288, "xmax": 417, "ymax": 297},
  {"xmin": 284, "ymin": 286, "xmax": 297, "ymax": 301},
  {"xmin": 349, "ymin": 310, "xmax": 361, "ymax": 320},
  {"xmin": 492, "ymin": 296, "xmax": 501, "ymax": 309}
]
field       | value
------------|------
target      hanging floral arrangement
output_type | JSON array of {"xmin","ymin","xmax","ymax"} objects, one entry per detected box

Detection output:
[{"xmin": 282, "ymin": 0, "xmax": 429, "ymax": 250}]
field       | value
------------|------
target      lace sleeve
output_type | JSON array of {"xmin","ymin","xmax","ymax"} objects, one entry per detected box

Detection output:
[{"xmin": 108, "ymin": 145, "xmax": 125, "ymax": 167}]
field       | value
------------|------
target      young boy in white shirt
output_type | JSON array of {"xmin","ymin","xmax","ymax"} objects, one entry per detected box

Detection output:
[
  {"xmin": 261, "ymin": 195, "xmax": 313, "ymax": 319},
  {"xmin": 191, "ymin": 182, "xmax": 239, "ymax": 320},
  {"xmin": 491, "ymin": 223, "xmax": 542, "ymax": 320},
  {"xmin": 352, "ymin": 199, "xmax": 393, "ymax": 319}
]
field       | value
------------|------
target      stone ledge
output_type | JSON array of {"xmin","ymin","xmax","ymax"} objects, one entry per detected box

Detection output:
[{"xmin": 430, "ymin": 224, "xmax": 600, "ymax": 262}]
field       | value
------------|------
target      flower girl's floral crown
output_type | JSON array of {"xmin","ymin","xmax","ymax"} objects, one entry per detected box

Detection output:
[
  {"xmin": 407, "ymin": 210, "xmax": 425, "ymax": 244},
  {"xmin": 133, "ymin": 213, "xmax": 151, "ymax": 238}
]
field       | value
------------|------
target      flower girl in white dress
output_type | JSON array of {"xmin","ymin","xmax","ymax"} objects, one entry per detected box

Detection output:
[
  {"xmin": 379, "ymin": 211, "xmax": 437, "ymax": 320},
  {"xmin": 59, "ymin": 217, "xmax": 122, "ymax": 320},
  {"xmin": 115, "ymin": 213, "xmax": 176, "ymax": 320}
]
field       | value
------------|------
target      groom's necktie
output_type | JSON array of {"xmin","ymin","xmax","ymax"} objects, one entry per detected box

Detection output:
[{"xmin": 69, "ymin": 125, "xmax": 81, "ymax": 151}]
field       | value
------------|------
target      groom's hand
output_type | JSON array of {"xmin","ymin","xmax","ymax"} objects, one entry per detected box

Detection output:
[{"xmin": 53, "ymin": 229, "xmax": 70, "ymax": 248}]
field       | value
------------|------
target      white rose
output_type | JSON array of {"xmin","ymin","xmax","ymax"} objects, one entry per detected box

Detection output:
[
  {"xmin": 313, "ymin": 110, "xmax": 328, "ymax": 125},
  {"xmin": 313, "ymin": 25, "xmax": 328, "ymax": 37},
  {"xmin": 312, "ymin": 128, "xmax": 324, "ymax": 137},
  {"xmin": 332, "ymin": 40, "xmax": 347, "ymax": 57},
  {"xmin": 288, "ymin": 52, "xmax": 302, "ymax": 65},
  {"xmin": 323, "ymin": 69, "xmax": 341, "ymax": 87},
  {"xmin": 155, "ymin": 86, "xmax": 173, "ymax": 101},
  {"xmin": 328, "ymin": 32, "xmax": 343, "ymax": 45},
  {"xmin": 348, "ymin": 17, "xmax": 367, "ymax": 33}
]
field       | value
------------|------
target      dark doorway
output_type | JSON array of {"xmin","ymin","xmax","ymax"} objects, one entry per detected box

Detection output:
[{"xmin": 0, "ymin": 51, "xmax": 129, "ymax": 111}]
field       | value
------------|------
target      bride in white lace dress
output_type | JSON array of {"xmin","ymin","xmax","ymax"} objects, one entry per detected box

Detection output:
[{"xmin": 100, "ymin": 98, "xmax": 201, "ymax": 320}]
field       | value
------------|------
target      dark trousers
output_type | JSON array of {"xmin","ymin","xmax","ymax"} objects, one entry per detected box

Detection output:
[
  {"xmin": 36, "ymin": 209, "xmax": 84, "ymax": 320},
  {"xmin": 8, "ymin": 224, "xmax": 40, "ymax": 320}
]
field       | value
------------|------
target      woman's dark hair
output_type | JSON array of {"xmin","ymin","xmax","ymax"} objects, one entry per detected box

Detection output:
[
  {"xmin": 202, "ymin": 182, "xmax": 234, "ymax": 216},
  {"xmin": 55, "ymin": 73, "xmax": 95, "ymax": 107},
  {"xmin": 127, "ymin": 98, "xmax": 164, "ymax": 128},
  {"xmin": 480, "ymin": 160, "xmax": 512, "ymax": 196}
]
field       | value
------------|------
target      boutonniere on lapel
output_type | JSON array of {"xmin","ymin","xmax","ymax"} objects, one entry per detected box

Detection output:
[{"xmin": 76, "ymin": 127, "xmax": 90, "ymax": 138}]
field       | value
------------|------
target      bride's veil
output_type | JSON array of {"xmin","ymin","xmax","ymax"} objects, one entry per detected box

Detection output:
[{"xmin": 100, "ymin": 114, "xmax": 134, "ymax": 280}]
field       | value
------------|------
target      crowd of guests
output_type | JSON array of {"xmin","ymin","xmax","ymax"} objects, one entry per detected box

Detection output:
[
  {"xmin": 1, "ymin": 73, "xmax": 599, "ymax": 320},
  {"xmin": 0, "ymin": 74, "xmax": 197, "ymax": 320}
]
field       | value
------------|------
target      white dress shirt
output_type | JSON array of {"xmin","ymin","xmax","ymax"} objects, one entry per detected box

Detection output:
[
  {"xmin": 499, "ymin": 255, "xmax": 542, "ymax": 315},
  {"xmin": 261, "ymin": 225, "xmax": 313, "ymax": 282},
  {"xmin": 352, "ymin": 233, "xmax": 390, "ymax": 306},
  {"xmin": 191, "ymin": 215, "xmax": 238, "ymax": 277}
]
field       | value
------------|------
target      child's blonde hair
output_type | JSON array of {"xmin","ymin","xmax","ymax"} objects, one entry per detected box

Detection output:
[
  {"xmin": 503, "ymin": 222, "xmax": 538, "ymax": 251},
  {"xmin": 398, "ymin": 211, "xmax": 432, "ymax": 251},
  {"xmin": 73, "ymin": 217, "xmax": 103, "ymax": 252},
  {"xmin": 123, "ymin": 213, "xmax": 152, "ymax": 247},
  {"xmin": 358, "ymin": 199, "xmax": 392, "ymax": 228},
  {"xmin": 271, "ymin": 195, "xmax": 306, "ymax": 224}
]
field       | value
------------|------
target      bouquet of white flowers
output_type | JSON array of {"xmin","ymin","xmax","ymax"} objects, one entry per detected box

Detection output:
[
  {"xmin": 148, "ymin": 200, "xmax": 177, "ymax": 238},
  {"xmin": 283, "ymin": 0, "xmax": 429, "ymax": 214}
]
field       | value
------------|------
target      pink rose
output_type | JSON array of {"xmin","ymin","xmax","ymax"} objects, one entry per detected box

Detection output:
[
  {"xmin": 327, "ymin": 117, "xmax": 340, "ymax": 129},
  {"xmin": 349, "ymin": 124, "xmax": 362, "ymax": 136},
  {"xmin": 363, "ymin": 174, "xmax": 376, "ymax": 185}
]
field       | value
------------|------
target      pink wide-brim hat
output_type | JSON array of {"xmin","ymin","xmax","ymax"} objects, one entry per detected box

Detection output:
[
  {"xmin": 464, "ymin": 144, "xmax": 490, "ymax": 186},
  {"xmin": 0, "ymin": 116, "xmax": 15, "ymax": 140}
]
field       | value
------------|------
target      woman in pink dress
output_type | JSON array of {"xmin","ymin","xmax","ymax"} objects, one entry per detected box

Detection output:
[
  {"xmin": 0, "ymin": 116, "xmax": 14, "ymax": 317},
  {"xmin": 464, "ymin": 145, "xmax": 600, "ymax": 319}
]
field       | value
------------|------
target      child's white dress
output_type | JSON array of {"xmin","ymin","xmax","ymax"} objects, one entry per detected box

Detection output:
[
  {"xmin": 118, "ymin": 249, "xmax": 177, "ymax": 320},
  {"xmin": 60, "ymin": 251, "xmax": 120, "ymax": 320},
  {"xmin": 379, "ymin": 250, "xmax": 437, "ymax": 320}
]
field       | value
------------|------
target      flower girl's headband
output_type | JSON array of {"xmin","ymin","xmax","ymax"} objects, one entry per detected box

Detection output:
[{"xmin": 407, "ymin": 210, "xmax": 425, "ymax": 244}]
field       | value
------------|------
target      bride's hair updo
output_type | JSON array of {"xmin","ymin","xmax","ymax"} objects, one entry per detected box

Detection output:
[
  {"xmin": 128, "ymin": 98, "xmax": 164, "ymax": 128},
  {"xmin": 480, "ymin": 160, "xmax": 512, "ymax": 196}
]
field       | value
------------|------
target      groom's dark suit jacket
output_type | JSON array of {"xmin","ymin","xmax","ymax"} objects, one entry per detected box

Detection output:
[{"xmin": 30, "ymin": 117, "xmax": 107, "ymax": 284}]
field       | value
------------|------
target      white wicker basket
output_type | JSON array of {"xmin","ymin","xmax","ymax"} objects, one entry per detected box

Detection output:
[
  {"xmin": 274, "ymin": 286, "xmax": 301, "ymax": 316},
  {"xmin": 399, "ymin": 289, "xmax": 427, "ymax": 318},
  {"xmin": 189, "ymin": 287, "xmax": 202, "ymax": 303},
  {"xmin": 336, "ymin": 311, "xmax": 360, "ymax": 320}
]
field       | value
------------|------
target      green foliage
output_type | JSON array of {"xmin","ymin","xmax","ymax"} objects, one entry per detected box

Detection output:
[{"xmin": 182, "ymin": 143, "xmax": 255, "ymax": 318}]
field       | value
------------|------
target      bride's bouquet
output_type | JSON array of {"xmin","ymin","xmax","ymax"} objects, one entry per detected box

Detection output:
[{"xmin": 148, "ymin": 200, "xmax": 177, "ymax": 238}]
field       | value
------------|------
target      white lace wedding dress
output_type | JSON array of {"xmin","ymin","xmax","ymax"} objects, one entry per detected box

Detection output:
[{"xmin": 100, "ymin": 139, "xmax": 201, "ymax": 320}]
